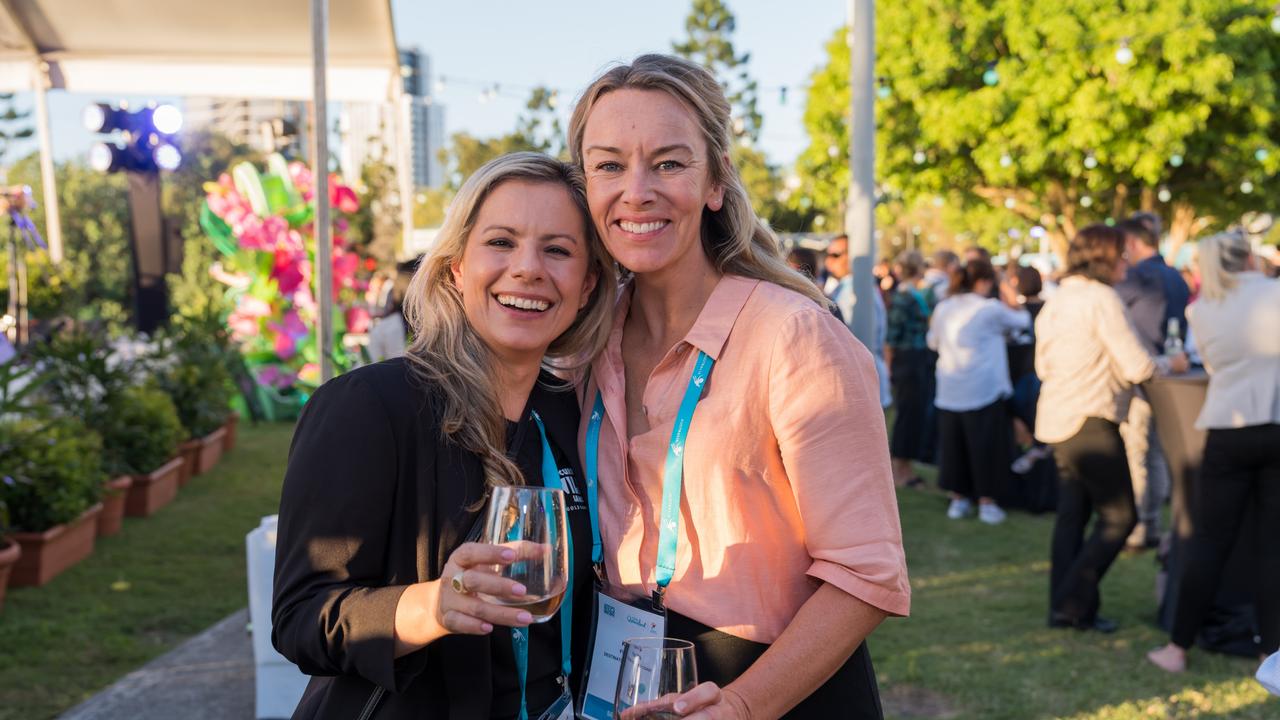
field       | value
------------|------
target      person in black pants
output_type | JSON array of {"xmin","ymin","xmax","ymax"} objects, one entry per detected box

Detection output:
[
  {"xmin": 1033, "ymin": 225, "xmax": 1187, "ymax": 633},
  {"xmin": 1148, "ymin": 230, "xmax": 1280, "ymax": 673}
]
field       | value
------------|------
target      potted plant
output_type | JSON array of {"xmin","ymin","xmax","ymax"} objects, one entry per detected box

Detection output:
[
  {"xmin": 154, "ymin": 319, "xmax": 236, "ymax": 478},
  {"xmin": 29, "ymin": 328, "xmax": 149, "ymax": 530},
  {"xmin": 98, "ymin": 385, "xmax": 186, "ymax": 518},
  {"xmin": 0, "ymin": 416, "xmax": 105, "ymax": 587}
]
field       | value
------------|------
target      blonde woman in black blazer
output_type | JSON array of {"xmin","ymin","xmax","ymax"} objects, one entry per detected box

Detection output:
[{"xmin": 272, "ymin": 153, "xmax": 615, "ymax": 719}]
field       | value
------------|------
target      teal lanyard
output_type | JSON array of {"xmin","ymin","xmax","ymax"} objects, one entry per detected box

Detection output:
[
  {"xmin": 511, "ymin": 411, "xmax": 578, "ymax": 720},
  {"xmin": 584, "ymin": 350, "xmax": 715, "ymax": 608}
]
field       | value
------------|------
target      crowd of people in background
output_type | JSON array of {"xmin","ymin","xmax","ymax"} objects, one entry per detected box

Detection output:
[{"xmin": 793, "ymin": 212, "xmax": 1279, "ymax": 667}]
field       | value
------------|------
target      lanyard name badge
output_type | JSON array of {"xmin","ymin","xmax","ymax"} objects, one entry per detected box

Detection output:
[
  {"xmin": 515, "ymin": 412, "xmax": 575, "ymax": 720},
  {"xmin": 578, "ymin": 351, "xmax": 714, "ymax": 720}
]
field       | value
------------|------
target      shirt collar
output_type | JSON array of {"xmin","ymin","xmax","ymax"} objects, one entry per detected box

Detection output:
[{"xmin": 684, "ymin": 274, "xmax": 760, "ymax": 360}]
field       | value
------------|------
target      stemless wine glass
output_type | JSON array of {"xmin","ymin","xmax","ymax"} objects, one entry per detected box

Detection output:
[
  {"xmin": 478, "ymin": 485, "xmax": 569, "ymax": 623},
  {"xmin": 613, "ymin": 637, "xmax": 698, "ymax": 720}
]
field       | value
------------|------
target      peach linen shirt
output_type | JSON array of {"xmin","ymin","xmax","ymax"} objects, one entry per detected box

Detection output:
[{"xmin": 578, "ymin": 274, "xmax": 911, "ymax": 644}]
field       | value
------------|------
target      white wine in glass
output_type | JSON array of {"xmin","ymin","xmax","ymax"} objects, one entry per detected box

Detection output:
[
  {"xmin": 479, "ymin": 485, "xmax": 569, "ymax": 623},
  {"xmin": 614, "ymin": 637, "xmax": 698, "ymax": 719}
]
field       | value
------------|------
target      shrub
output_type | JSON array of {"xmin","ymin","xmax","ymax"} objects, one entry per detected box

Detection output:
[
  {"xmin": 0, "ymin": 416, "xmax": 104, "ymax": 532},
  {"xmin": 99, "ymin": 385, "xmax": 184, "ymax": 476}
]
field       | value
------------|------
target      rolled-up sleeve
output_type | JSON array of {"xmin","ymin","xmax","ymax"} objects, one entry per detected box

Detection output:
[
  {"xmin": 271, "ymin": 374, "xmax": 428, "ymax": 691},
  {"xmin": 768, "ymin": 308, "xmax": 912, "ymax": 617}
]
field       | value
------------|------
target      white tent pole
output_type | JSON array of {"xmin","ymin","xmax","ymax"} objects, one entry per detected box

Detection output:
[
  {"xmin": 311, "ymin": 0, "xmax": 334, "ymax": 382},
  {"xmin": 845, "ymin": 0, "xmax": 876, "ymax": 347},
  {"xmin": 31, "ymin": 62, "xmax": 63, "ymax": 264}
]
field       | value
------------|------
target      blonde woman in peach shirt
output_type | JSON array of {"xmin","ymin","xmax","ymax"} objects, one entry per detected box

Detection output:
[{"xmin": 568, "ymin": 54, "xmax": 911, "ymax": 719}]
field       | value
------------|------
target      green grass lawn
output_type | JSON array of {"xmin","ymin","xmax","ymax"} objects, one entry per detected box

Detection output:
[
  {"xmin": 0, "ymin": 421, "xmax": 1274, "ymax": 719},
  {"xmin": 0, "ymin": 422, "xmax": 294, "ymax": 720},
  {"xmin": 874, "ymin": 467, "xmax": 1275, "ymax": 719}
]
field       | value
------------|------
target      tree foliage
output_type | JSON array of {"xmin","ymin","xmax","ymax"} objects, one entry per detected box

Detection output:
[
  {"xmin": 800, "ymin": 0, "xmax": 1280, "ymax": 255},
  {"xmin": 0, "ymin": 93, "xmax": 32, "ymax": 169},
  {"xmin": 673, "ymin": 0, "xmax": 763, "ymax": 144},
  {"xmin": 440, "ymin": 86, "xmax": 564, "ymax": 192}
]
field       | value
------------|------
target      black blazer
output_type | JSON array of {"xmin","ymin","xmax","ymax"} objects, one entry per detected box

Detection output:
[{"xmin": 271, "ymin": 358, "xmax": 585, "ymax": 719}]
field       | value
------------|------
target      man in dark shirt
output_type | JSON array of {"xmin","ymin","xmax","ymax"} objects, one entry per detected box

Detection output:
[
  {"xmin": 1116, "ymin": 215, "xmax": 1191, "ymax": 353},
  {"xmin": 1114, "ymin": 215, "xmax": 1188, "ymax": 549}
]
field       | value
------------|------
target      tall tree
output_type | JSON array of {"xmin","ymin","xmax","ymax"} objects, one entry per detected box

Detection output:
[
  {"xmin": 800, "ymin": 0, "xmax": 1280, "ymax": 257},
  {"xmin": 673, "ymin": 0, "xmax": 762, "ymax": 144}
]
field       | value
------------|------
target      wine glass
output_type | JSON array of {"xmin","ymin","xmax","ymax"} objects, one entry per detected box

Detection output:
[
  {"xmin": 478, "ymin": 485, "xmax": 569, "ymax": 623},
  {"xmin": 613, "ymin": 637, "xmax": 698, "ymax": 719}
]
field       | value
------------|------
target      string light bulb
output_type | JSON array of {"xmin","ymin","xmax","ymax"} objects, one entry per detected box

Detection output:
[
  {"xmin": 982, "ymin": 64, "xmax": 1000, "ymax": 87},
  {"xmin": 913, "ymin": 150, "xmax": 927, "ymax": 164},
  {"xmin": 1256, "ymin": 148, "xmax": 1270, "ymax": 162},
  {"xmin": 1084, "ymin": 153, "xmax": 1098, "ymax": 170},
  {"xmin": 1115, "ymin": 39, "xmax": 1134, "ymax": 65},
  {"xmin": 1169, "ymin": 154, "xmax": 1184, "ymax": 167},
  {"xmin": 1080, "ymin": 195, "xmax": 1094, "ymax": 208},
  {"xmin": 999, "ymin": 153, "xmax": 1013, "ymax": 168},
  {"xmin": 1272, "ymin": 11, "xmax": 1280, "ymax": 33},
  {"xmin": 1241, "ymin": 180, "xmax": 1255, "ymax": 194}
]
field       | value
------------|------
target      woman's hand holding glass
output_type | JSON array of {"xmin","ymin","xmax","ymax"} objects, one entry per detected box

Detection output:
[
  {"xmin": 393, "ymin": 542, "xmax": 534, "ymax": 657},
  {"xmin": 663, "ymin": 683, "xmax": 751, "ymax": 720}
]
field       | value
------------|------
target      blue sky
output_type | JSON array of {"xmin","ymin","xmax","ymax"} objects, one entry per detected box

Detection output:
[{"xmin": 19, "ymin": 1, "xmax": 846, "ymax": 169}]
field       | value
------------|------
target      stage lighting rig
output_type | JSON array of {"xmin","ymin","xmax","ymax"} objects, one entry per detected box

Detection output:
[
  {"xmin": 83, "ymin": 100, "xmax": 184, "ymax": 333},
  {"xmin": 83, "ymin": 101, "xmax": 183, "ymax": 173}
]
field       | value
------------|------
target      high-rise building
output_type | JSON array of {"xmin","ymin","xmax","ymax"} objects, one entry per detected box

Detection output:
[
  {"xmin": 339, "ymin": 47, "xmax": 445, "ymax": 189},
  {"xmin": 182, "ymin": 98, "xmax": 308, "ymax": 157}
]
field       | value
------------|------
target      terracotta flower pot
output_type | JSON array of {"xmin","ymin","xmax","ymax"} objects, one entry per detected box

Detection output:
[
  {"xmin": 9, "ymin": 503, "xmax": 103, "ymax": 588},
  {"xmin": 0, "ymin": 538, "xmax": 20, "ymax": 612},
  {"xmin": 195, "ymin": 427, "xmax": 228, "ymax": 475},
  {"xmin": 125, "ymin": 456, "xmax": 185, "ymax": 517},
  {"xmin": 177, "ymin": 440, "xmax": 201, "ymax": 487},
  {"xmin": 223, "ymin": 413, "xmax": 239, "ymax": 453},
  {"xmin": 97, "ymin": 475, "xmax": 134, "ymax": 538}
]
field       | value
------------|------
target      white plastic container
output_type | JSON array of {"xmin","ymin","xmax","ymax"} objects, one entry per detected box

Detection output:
[{"xmin": 247, "ymin": 515, "xmax": 310, "ymax": 718}]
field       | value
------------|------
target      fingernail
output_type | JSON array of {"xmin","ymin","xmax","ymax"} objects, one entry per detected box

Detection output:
[
  {"xmin": 500, "ymin": 549, "xmax": 516, "ymax": 561},
  {"xmin": 512, "ymin": 583, "xmax": 526, "ymax": 595},
  {"xmin": 674, "ymin": 701, "xmax": 686, "ymax": 713},
  {"xmin": 481, "ymin": 623, "xmax": 493, "ymax": 632},
  {"xmin": 516, "ymin": 611, "xmax": 533, "ymax": 623}
]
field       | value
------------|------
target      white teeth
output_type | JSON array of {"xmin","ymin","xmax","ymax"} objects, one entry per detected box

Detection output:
[
  {"xmin": 496, "ymin": 294, "xmax": 550, "ymax": 312},
  {"xmin": 619, "ymin": 220, "xmax": 667, "ymax": 234}
]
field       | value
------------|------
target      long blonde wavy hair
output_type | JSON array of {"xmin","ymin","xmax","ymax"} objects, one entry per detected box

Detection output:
[
  {"xmin": 403, "ymin": 152, "xmax": 617, "ymax": 488},
  {"xmin": 568, "ymin": 53, "xmax": 827, "ymax": 307}
]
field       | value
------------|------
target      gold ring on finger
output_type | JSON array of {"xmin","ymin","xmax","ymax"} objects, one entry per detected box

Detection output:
[{"xmin": 450, "ymin": 571, "xmax": 469, "ymax": 595}]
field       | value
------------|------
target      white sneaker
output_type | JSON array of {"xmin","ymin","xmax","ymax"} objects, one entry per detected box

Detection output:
[
  {"xmin": 979, "ymin": 503, "xmax": 1007, "ymax": 525},
  {"xmin": 946, "ymin": 498, "xmax": 974, "ymax": 519}
]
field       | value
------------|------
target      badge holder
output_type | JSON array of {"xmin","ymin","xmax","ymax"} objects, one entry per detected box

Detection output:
[{"xmin": 577, "ymin": 570, "xmax": 668, "ymax": 720}]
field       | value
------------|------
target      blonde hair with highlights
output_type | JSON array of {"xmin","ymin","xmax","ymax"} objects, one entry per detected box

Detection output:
[
  {"xmin": 403, "ymin": 152, "xmax": 617, "ymax": 488},
  {"xmin": 1196, "ymin": 230, "xmax": 1251, "ymax": 303},
  {"xmin": 568, "ymin": 53, "xmax": 827, "ymax": 307}
]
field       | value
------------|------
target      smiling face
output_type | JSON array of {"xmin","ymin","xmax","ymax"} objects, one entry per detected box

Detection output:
[
  {"xmin": 580, "ymin": 88, "xmax": 724, "ymax": 278},
  {"xmin": 451, "ymin": 179, "xmax": 598, "ymax": 366}
]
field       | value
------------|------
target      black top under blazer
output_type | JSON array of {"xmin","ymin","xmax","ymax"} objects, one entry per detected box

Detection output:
[{"xmin": 271, "ymin": 358, "xmax": 587, "ymax": 719}]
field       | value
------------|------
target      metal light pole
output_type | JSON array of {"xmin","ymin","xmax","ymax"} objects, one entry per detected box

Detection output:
[
  {"xmin": 845, "ymin": 0, "xmax": 877, "ymax": 348},
  {"xmin": 311, "ymin": 0, "xmax": 334, "ymax": 383}
]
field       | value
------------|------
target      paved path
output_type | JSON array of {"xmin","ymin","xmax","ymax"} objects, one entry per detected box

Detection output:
[{"xmin": 59, "ymin": 609, "xmax": 259, "ymax": 720}]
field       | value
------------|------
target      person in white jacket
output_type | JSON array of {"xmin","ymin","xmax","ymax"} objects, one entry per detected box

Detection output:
[{"xmin": 1148, "ymin": 230, "xmax": 1280, "ymax": 673}]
